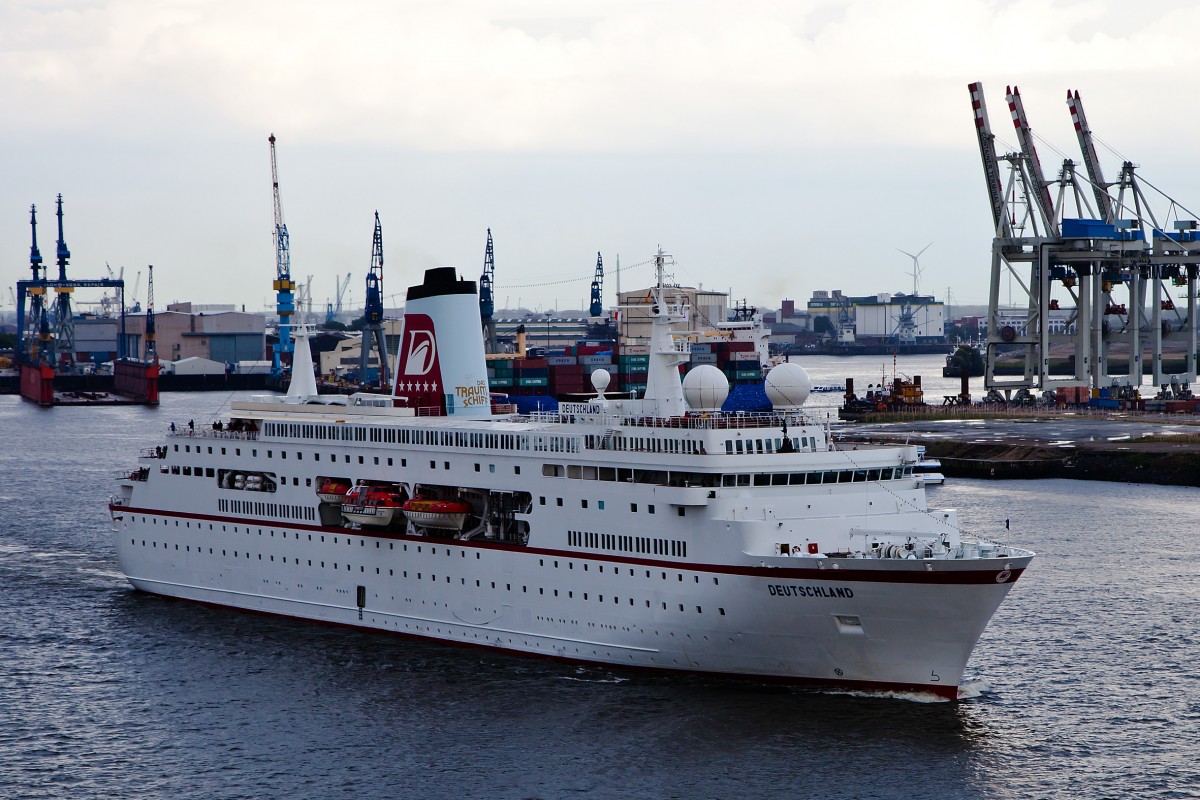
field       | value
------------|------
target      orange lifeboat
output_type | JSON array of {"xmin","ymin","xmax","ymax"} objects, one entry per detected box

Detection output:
[
  {"xmin": 341, "ymin": 484, "xmax": 405, "ymax": 527},
  {"xmin": 316, "ymin": 477, "xmax": 352, "ymax": 504},
  {"xmin": 401, "ymin": 498, "xmax": 472, "ymax": 530}
]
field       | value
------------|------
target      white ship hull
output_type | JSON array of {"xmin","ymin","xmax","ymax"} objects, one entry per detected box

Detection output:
[
  {"xmin": 109, "ymin": 266, "xmax": 1032, "ymax": 700},
  {"xmin": 111, "ymin": 446, "xmax": 1029, "ymax": 700}
]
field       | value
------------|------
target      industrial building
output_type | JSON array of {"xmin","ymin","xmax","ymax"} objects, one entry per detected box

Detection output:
[
  {"xmin": 121, "ymin": 302, "xmax": 266, "ymax": 365},
  {"xmin": 807, "ymin": 290, "xmax": 946, "ymax": 344}
]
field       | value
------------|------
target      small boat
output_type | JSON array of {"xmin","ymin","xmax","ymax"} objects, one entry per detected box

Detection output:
[
  {"xmin": 341, "ymin": 484, "xmax": 405, "ymax": 527},
  {"xmin": 914, "ymin": 446, "xmax": 945, "ymax": 485},
  {"xmin": 401, "ymin": 498, "xmax": 473, "ymax": 530},
  {"xmin": 315, "ymin": 476, "xmax": 352, "ymax": 504}
]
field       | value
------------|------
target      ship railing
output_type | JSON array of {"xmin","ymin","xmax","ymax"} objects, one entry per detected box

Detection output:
[
  {"xmin": 166, "ymin": 428, "xmax": 258, "ymax": 441},
  {"xmin": 528, "ymin": 409, "xmax": 810, "ymax": 430}
]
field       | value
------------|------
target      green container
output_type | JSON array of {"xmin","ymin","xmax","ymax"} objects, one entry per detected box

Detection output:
[
  {"xmin": 489, "ymin": 378, "xmax": 513, "ymax": 387},
  {"xmin": 734, "ymin": 369, "xmax": 762, "ymax": 380},
  {"xmin": 518, "ymin": 377, "xmax": 548, "ymax": 387}
]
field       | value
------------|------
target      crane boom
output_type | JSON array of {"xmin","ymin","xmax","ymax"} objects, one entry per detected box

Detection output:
[
  {"xmin": 479, "ymin": 228, "xmax": 495, "ymax": 321},
  {"xmin": 268, "ymin": 133, "xmax": 295, "ymax": 377},
  {"xmin": 145, "ymin": 264, "xmax": 157, "ymax": 363},
  {"xmin": 1066, "ymin": 90, "xmax": 1114, "ymax": 224},
  {"xmin": 479, "ymin": 228, "xmax": 497, "ymax": 353},
  {"xmin": 589, "ymin": 252, "xmax": 604, "ymax": 317},
  {"xmin": 358, "ymin": 212, "xmax": 389, "ymax": 388},
  {"xmin": 968, "ymin": 82, "xmax": 1013, "ymax": 237},
  {"xmin": 1006, "ymin": 85, "xmax": 1057, "ymax": 233}
]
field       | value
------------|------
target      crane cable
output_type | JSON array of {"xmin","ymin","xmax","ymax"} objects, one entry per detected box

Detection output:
[{"xmin": 495, "ymin": 256, "xmax": 655, "ymax": 290}]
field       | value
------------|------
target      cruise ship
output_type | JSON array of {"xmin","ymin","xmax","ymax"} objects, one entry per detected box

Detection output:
[{"xmin": 110, "ymin": 254, "xmax": 1033, "ymax": 700}]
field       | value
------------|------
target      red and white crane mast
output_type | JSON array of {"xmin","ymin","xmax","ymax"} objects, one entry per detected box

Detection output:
[
  {"xmin": 1007, "ymin": 85, "xmax": 1057, "ymax": 235},
  {"xmin": 1066, "ymin": 90, "xmax": 1115, "ymax": 224},
  {"xmin": 968, "ymin": 82, "xmax": 1013, "ymax": 238}
]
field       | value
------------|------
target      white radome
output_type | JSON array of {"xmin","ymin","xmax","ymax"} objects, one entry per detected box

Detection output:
[
  {"xmin": 683, "ymin": 364, "xmax": 730, "ymax": 411},
  {"xmin": 764, "ymin": 362, "xmax": 811, "ymax": 409},
  {"xmin": 590, "ymin": 368, "xmax": 612, "ymax": 395}
]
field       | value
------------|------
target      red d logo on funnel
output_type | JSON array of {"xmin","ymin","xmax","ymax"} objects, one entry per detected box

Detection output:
[{"xmin": 400, "ymin": 316, "xmax": 439, "ymax": 377}]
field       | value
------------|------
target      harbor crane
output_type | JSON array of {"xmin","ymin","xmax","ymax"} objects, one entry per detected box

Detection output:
[
  {"xmin": 268, "ymin": 133, "xmax": 295, "ymax": 378},
  {"xmin": 589, "ymin": 252, "xmax": 604, "ymax": 318},
  {"xmin": 52, "ymin": 195, "xmax": 76, "ymax": 369},
  {"xmin": 25, "ymin": 204, "xmax": 50, "ymax": 365},
  {"xmin": 358, "ymin": 212, "xmax": 389, "ymax": 389},
  {"xmin": 144, "ymin": 264, "xmax": 157, "ymax": 363},
  {"xmin": 1067, "ymin": 90, "xmax": 1115, "ymax": 224},
  {"xmin": 968, "ymin": 81, "xmax": 1200, "ymax": 396},
  {"xmin": 479, "ymin": 228, "xmax": 497, "ymax": 353},
  {"xmin": 326, "ymin": 272, "xmax": 351, "ymax": 324}
]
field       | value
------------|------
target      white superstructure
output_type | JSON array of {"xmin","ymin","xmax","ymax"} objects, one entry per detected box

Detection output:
[{"xmin": 110, "ymin": 258, "xmax": 1032, "ymax": 700}]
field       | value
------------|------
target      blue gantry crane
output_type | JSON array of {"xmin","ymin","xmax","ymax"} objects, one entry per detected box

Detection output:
[
  {"xmin": 358, "ymin": 212, "xmax": 389, "ymax": 388},
  {"xmin": 268, "ymin": 133, "xmax": 295, "ymax": 377}
]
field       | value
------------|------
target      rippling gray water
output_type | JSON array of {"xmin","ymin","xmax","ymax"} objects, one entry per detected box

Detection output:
[{"xmin": 3, "ymin": 391, "xmax": 1199, "ymax": 799}]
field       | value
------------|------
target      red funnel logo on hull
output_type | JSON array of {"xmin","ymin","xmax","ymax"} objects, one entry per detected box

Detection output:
[{"xmin": 394, "ymin": 314, "xmax": 445, "ymax": 413}]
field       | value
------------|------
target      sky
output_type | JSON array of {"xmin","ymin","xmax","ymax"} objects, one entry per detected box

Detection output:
[{"xmin": 6, "ymin": 0, "xmax": 1200, "ymax": 321}]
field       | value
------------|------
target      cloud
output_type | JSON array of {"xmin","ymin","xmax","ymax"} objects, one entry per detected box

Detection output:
[{"xmin": 4, "ymin": 0, "xmax": 1198, "ymax": 154}]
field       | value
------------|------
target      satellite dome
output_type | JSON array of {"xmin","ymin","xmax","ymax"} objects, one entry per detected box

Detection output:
[
  {"xmin": 764, "ymin": 362, "xmax": 811, "ymax": 409},
  {"xmin": 591, "ymin": 368, "xmax": 612, "ymax": 395},
  {"xmin": 683, "ymin": 365, "xmax": 730, "ymax": 412}
]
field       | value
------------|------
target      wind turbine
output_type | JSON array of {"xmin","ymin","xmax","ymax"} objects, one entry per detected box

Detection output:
[{"xmin": 898, "ymin": 242, "xmax": 933, "ymax": 296}]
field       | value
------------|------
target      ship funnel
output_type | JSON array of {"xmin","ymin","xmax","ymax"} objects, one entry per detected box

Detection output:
[{"xmin": 393, "ymin": 267, "xmax": 490, "ymax": 417}]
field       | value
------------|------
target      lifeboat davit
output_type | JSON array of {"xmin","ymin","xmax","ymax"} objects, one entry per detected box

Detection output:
[
  {"xmin": 401, "ymin": 498, "xmax": 472, "ymax": 530},
  {"xmin": 316, "ymin": 477, "xmax": 352, "ymax": 504},
  {"xmin": 341, "ymin": 484, "xmax": 405, "ymax": 527}
]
